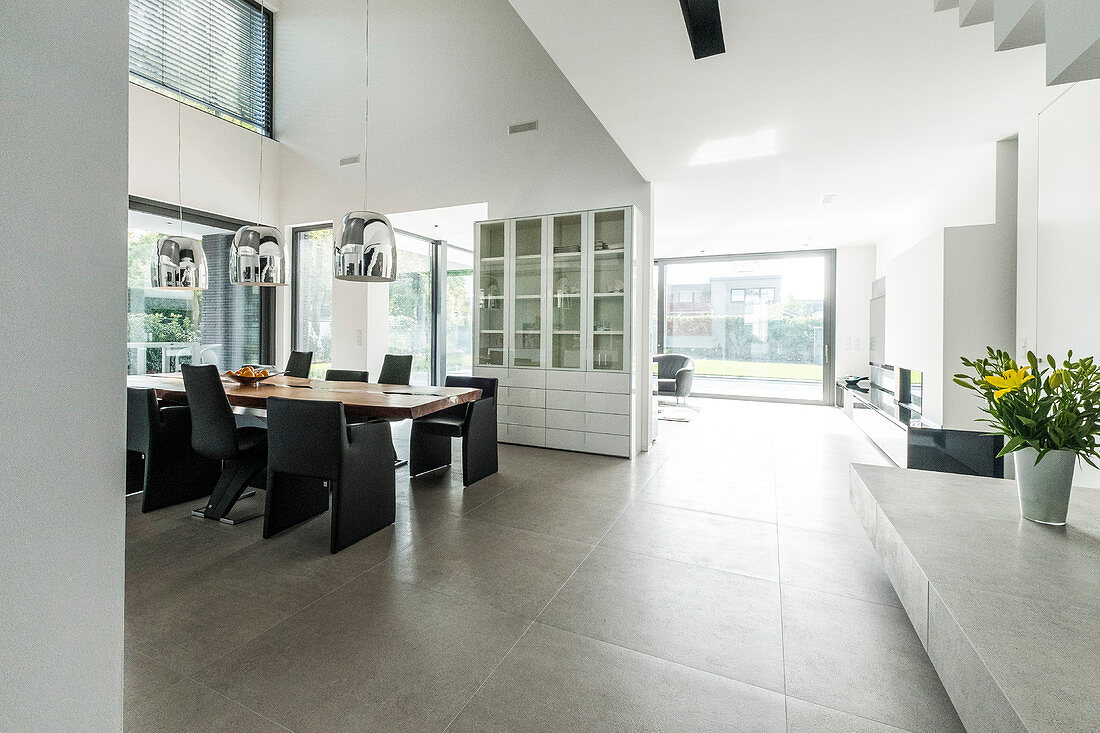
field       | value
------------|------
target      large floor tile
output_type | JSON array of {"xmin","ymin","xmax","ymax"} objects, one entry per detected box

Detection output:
[
  {"xmin": 448, "ymin": 623, "xmax": 786, "ymax": 733},
  {"xmin": 192, "ymin": 572, "xmax": 530, "ymax": 733},
  {"xmin": 785, "ymin": 697, "xmax": 911, "ymax": 732},
  {"xmin": 778, "ymin": 525, "xmax": 900, "ymax": 607},
  {"xmin": 125, "ymin": 648, "xmax": 288, "ymax": 733},
  {"xmin": 601, "ymin": 501, "xmax": 780, "ymax": 581},
  {"xmin": 781, "ymin": 586, "xmax": 963, "ymax": 733},
  {"xmin": 637, "ymin": 470, "xmax": 778, "ymax": 523},
  {"xmin": 381, "ymin": 516, "xmax": 593, "ymax": 618},
  {"xmin": 539, "ymin": 546, "xmax": 785, "ymax": 692},
  {"xmin": 463, "ymin": 482, "xmax": 629, "ymax": 543}
]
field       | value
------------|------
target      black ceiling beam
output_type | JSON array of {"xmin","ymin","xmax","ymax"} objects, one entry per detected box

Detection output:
[{"xmin": 679, "ymin": 0, "xmax": 726, "ymax": 60}]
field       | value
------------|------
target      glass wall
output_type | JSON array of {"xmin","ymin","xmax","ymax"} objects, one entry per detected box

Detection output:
[
  {"xmin": 292, "ymin": 226, "xmax": 334, "ymax": 378},
  {"xmin": 657, "ymin": 251, "xmax": 834, "ymax": 402},
  {"xmin": 127, "ymin": 209, "xmax": 266, "ymax": 374},
  {"xmin": 389, "ymin": 232, "xmax": 433, "ymax": 385},
  {"xmin": 446, "ymin": 244, "xmax": 474, "ymax": 375}
]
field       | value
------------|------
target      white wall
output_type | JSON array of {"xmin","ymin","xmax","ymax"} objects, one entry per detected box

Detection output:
[
  {"xmin": 0, "ymin": 0, "xmax": 127, "ymax": 729},
  {"xmin": 886, "ymin": 232, "xmax": 947, "ymax": 423},
  {"xmin": 876, "ymin": 145, "xmax": 1000, "ymax": 272},
  {"xmin": 835, "ymin": 246, "xmax": 877, "ymax": 380},
  {"xmin": 129, "ymin": 85, "xmax": 282, "ymax": 226},
  {"xmin": 1031, "ymin": 79, "xmax": 1100, "ymax": 486}
]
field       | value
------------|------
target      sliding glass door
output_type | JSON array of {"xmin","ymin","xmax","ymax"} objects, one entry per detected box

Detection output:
[
  {"xmin": 390, "ymin": 232, "xmax": 434, "ymax": 385},
  {"xmin": 656, "ymin": 250, "xmax": 835, "ymax": 403}
]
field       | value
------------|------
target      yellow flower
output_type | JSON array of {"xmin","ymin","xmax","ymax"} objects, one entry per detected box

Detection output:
[{"xmin": 985, "ymin": 367, "xmax": 1034, "ymax": 401}]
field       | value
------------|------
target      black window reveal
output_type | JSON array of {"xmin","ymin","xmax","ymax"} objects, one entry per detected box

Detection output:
[{"xmin": 129, "ymin": 0, "xmax": 273, "ymax": 136}]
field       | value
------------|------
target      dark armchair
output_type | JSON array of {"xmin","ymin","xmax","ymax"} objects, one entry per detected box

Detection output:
[
  {"xmin": 654, "ymin": 353, "xmax": 695, "ymax": 403},
  {"xmin": 409, "ymin": 376, "xmax": 498, "ymax": 486},
  {"xmin": 127, "ymin": 387, "xmax": 220, "ymax": 512},
  {"xmin": 263, "ymin": 397, "xmax": 396, "ymax": 553}
]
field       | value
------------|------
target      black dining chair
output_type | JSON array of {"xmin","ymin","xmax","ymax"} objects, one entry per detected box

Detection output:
[
  {"xmin": 263, "ymin": 397, "xmax": 396, "ymax": 553},
  {"xmin": 126, "ymin": 387, "xmax": 220, "ymax": 512},
  {"xmin": 377, "ymin": 354, "xmax": 413, "ymax": 385},
  {"xmin": 181, "ymin": 364, "xmax": 268, "ymax": 524},
  {"xmin": 409, "ymin": 376, "xmax": 498, "ymax": 486},
  {"xmin": 377, "ymin": 354, "xmax": 414, "ymax": 466},
  {"xmin": 325, "ymin": 369, "xmax": 370, "ymax": 382},
  {"xmin": 284, "ymin": 351, "xmax": 314, "ymax": 378}
]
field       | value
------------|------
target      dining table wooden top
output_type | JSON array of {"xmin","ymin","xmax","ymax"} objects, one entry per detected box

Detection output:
[{"xmin": 126, "ymin": 373, "xmax": 482, "ymax": 420}]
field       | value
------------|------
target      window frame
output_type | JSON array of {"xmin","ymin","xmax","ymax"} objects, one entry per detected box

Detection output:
[
  {"xmin": 128, "ymin": 195, "xmax": 276, "ymax": 365},
  {"xmin": 128, "ymin": 0, "xmax": 275, "ymax": 138},
  {"xmin": 290, "ymin": 223, "xmax": 335, "ymax": 364}
]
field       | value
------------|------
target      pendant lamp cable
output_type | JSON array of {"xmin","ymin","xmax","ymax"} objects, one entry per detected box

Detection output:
[
  {"xmin": 255, "ymin": 0, "xmax": 266, "ymax": 227},
  {"xmin": 369, "ymin": 0, "xmax": 374, "ymax": 211},
  {"xmin": 173, "ymin": 2, "xmax": 183, "ymax": 237}
]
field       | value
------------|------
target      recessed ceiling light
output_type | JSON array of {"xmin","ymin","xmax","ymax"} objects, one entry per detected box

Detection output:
[
  {"xmin": 820, "ymin": 194, "xmax": 837, "ymax": 205},
  {"xmin": 690, "ymin": 129, "xmax": 777, "ymax": 166}
]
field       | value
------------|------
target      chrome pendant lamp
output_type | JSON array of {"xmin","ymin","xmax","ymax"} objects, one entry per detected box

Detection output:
[
  {"xmin": 153, "ymin": 235, "xmax": 208, "ymax": 289},
  {"xmin": 334, "ymin": 0, "xmax": 397, "ymax": 283},
  {"xmin": 231, "ymin": 0, "xmax": 287, "ymax": 287},
  {"xmin": 152, "ymin": 49, "xmax": 208, "ymax": 291}
]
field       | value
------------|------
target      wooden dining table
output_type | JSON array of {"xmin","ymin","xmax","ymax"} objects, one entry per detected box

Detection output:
[
  {"xmin": 127, "ymin": 373, "xmax": 482, "ymax": 421},
  {"xmin": 126, "ymin": 372, "xmax": 483, "ymax": 523}
]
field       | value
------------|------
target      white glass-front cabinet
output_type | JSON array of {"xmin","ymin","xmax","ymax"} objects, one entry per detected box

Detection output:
[{"xmin": 474, "ymin": 206, "xmax": 636, "ymax": 458}]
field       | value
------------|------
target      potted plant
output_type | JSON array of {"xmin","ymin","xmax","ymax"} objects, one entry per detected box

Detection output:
[{"xmin": 954, "ymin": 348, "xmax": 1100, "ymax": 525}]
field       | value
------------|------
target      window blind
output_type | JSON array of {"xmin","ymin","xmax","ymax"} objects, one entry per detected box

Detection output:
[{"xmin": 129, "ymin": 0, "xmax": 272, "ymax": 136}]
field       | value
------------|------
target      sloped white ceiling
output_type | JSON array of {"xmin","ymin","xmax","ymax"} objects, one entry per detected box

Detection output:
[{"xmin": 507, "ymin": 0, "xmax": 1062, "ymax": 256}]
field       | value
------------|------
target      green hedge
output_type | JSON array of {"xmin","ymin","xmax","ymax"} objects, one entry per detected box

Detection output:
[{"xmin": 665, "ymin": 313, "xmax": 819, "ymax": 364}]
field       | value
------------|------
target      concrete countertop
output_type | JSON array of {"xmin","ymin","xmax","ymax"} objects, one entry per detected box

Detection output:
[{"xmin": 850, "ymin": 464, "xmax": 1100, "ymax": 733}]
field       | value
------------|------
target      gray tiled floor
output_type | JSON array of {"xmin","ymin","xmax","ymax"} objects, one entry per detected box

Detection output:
[{"xmin": 125, "ymin": 399, "xmax": 963, "ymax": 732}]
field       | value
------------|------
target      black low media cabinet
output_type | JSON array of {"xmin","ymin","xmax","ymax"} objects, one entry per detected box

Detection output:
[{"xmin": 836, "ymin": 373, "xmax": 1004, "ymax": 479}]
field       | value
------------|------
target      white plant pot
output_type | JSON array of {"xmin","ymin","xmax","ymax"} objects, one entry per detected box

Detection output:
[{"xmin": 1013, "ymin": 447, "xmax": 1076, "ymax": 526}]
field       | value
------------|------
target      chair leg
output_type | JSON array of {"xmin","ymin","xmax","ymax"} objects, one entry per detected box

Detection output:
[
  {"xmin": 409, "ymin": 423, "xmax": 451, "ymax": 477},
  {"xmin": 263, "ymin": 471, "xmax": 329, "ymax": 539},
  {"xmin": 141, "ymin": 448, "xmax": 220, "ymax": 513},
  {"xmin": 192, "ymin": 451, "xmax": 266, "ymax": 524},
  {"xmin": 461, "ymin": 399, "xmax": 498, "ymax": 487}
]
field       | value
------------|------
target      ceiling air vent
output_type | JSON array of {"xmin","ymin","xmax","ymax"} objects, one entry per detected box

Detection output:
[
  {"xmin": 339, "ymin": 154, "xmax": 361, "ymax": 167},
  {"xmin": 509, "ymin": 121, "xmax": 538, "ymax": 135}
]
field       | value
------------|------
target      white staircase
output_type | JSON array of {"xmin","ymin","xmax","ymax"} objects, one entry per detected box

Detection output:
[{"xmin": 932, "ymin": 0, "xmax": 1100, "ymax": 85}]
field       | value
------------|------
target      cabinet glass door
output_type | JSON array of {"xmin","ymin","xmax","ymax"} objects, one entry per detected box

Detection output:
[
  {"xmin": 550, "ymin": 213, "xmax": 584, "ymax": 369},
  {"xmin": 591, "ymin": 209, "xmax": 627, "ymax": 371},
  {"xmin": 512, "ymin": 217, "xmax": 544, "ymax": 368},
  {"xmin": 477, "ymin": 221, "xmax": 506, "ymax": 366}
]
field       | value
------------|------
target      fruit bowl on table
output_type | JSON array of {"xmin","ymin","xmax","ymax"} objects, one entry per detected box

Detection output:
[{"xmin": 223, "ymin": 368, "xmax": 278, "ymax": 385}]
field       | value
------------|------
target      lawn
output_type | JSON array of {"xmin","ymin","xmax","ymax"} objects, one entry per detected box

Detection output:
[{"xmin": 662, "ymin": 358, "xmax": 821, "ymax": 381}]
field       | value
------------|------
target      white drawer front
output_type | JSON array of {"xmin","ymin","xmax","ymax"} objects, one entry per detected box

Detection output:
[
  {"xmin": 502, "ymin": 424, "xmax": 545, "ymax": 446},
  {"xmin": 545, "ymin": 428, "xmax": 586, "ymax": 452},
  {"xmin": 473, "ymin": 366, "xmax": 507, "ymax": 381},
  {"xmin": 545, "ymin": 389, "xmax": 587, "ymax": 411},
  {"xmin": 586, "ymin": 371, "xmax": 630, "ymax": 393},
  {"xmin": 507, "ymin": 369, "xmax": 546, "ymax": 389},
  {"xmin": 546, "ymin": 409, "xmax": 586, "ymax": 431},
  {"xmin": 585, "ymin": 392, "xmax": 630, "ymax": 415},
  {"xmin": 545, "ymin": 370, "xmax": 587, "ymax": 391},
  {"xmin": 585, "ymin": 432, "xmax": 631, "ymax": 457},
  {"xmin": 585, "ymin": 412, "xmax": 631, "ymax": 436},
  {"xmin": 499, "ymin": 386, "xmax": 545, "ymax": 408},
  {"xmin": 500, "ymin": 405, "xmax": 545, "ymax": 427}
]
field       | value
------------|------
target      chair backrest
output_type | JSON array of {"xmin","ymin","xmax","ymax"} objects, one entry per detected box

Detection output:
[
  {"xmin": 654, "ymin": 353, "xmax": 692, "ymax": 379},
  {"xmin": 444, "ymin": 375, "xmax": 498, "ymax": 402},
  {"xmin": 126, "ymin": 387, "xmax": 158, "ymax": 453},
  {"xmin": 325, "ymin": 369, "xmax": 370, "ymax": 382},
  {"xmin": 266, "ymin": 397, "xmax": 346, "ymax": 479},
  {"xmin": 378, "ymin": 354, "xmax": 413, "ymax": 385},
  {"xmin": 181, "ymin": 363, "xmax": 239, "ymax": 459},
  {"xmin": 285, "ymin": 351, "xmax": 313, "ymax": 378}
]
